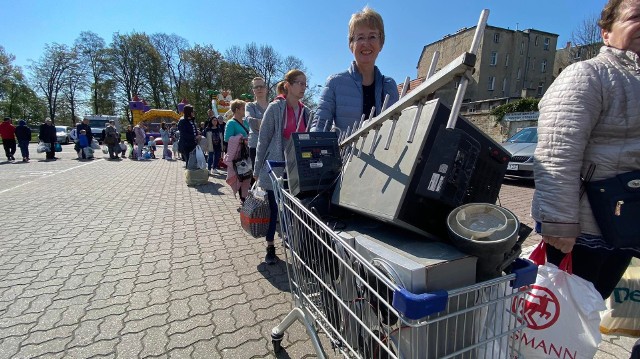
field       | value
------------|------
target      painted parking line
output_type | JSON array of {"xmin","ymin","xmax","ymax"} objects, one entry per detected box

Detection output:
[{"xmin": 0, "ymin": 159, "xmax": 103, "ymax": 195}]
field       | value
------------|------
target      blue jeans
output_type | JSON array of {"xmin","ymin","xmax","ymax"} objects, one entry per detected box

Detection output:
[
  {"xmin": 18, "ymin": 140, "xmax": 30, "ymax": 159},
  {"xmin": 207, "ymin": 147, "xmax": 222, "ymax": 171},
  {"xmin": 266, "ymin": 190, "xmax": 278, "ymax": 242}
]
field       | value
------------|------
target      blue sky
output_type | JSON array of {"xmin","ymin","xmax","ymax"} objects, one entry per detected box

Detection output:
[{"xmin": 2, "ymin": 0, "xmax": 604, "ymax": 88}]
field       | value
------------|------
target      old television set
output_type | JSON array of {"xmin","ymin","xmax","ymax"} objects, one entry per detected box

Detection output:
[
  {"xmin": 332, "ymin": 98, "xmax": 510, "ymax": 239},
  {"xmin": 284, "ymin": 132, "xmax": 342, "ymax": 197}
]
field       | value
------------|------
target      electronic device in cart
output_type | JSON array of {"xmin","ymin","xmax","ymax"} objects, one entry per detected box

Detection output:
[{"xmin": 267, "ymin": 159, "xmax": 537, "ymax": 358}]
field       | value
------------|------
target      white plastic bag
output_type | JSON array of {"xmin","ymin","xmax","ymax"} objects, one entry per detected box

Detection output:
[
  {"xmin": 195, "ymin": 145, "xmax": 206, "ymax": 170},
  {"xmin": 37, "ymin": 142, "xmax": 50, "ymax": 153},
  {"xmin": 91, "ymin": 139, "xmax": 100, "ymax": 149},
  {"xmin": 101, "ymin": 145, "xmax": 109, "ymax": 154},
  {"xmin": 512, "ymin": 241, "xmax": 605, "ymax": 359}
]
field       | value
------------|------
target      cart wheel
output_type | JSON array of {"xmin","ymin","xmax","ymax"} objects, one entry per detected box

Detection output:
[{"xmin": 272, "ymin": 339, "xmax": 282, "ymax": 353}]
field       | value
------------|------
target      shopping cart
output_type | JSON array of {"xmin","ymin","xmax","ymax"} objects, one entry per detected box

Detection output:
[{"xmin": 267, "ymin": 161, "xmax": 538, "ymax": 359}]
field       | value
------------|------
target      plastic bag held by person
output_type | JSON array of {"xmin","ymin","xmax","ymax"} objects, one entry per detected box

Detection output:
[
  {"xmin": 512, "ymin": 241, "xmax": 605, "ymax": 359},
  {"xmin": 195, "ymin": 145, "xmax": 206, "ymax": 170},
  {"xmin": 187, "ymin": 148, "xmax": 199, "ymax": 170}
]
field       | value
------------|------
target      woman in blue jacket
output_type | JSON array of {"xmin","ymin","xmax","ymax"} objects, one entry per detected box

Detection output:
[{"xmin": 311, "ymin": 6, "xmax": 398, "ymax": 134}]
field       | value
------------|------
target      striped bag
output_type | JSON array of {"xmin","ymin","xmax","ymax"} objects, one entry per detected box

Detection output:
[{"xmin": 240, "ymin": 185, "xmax": 270, "ymax": 238}]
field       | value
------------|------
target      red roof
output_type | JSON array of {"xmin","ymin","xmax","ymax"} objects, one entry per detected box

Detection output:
[{"xmin": 397, "ymin": 77, "xmax": 426, "ymax": 96}]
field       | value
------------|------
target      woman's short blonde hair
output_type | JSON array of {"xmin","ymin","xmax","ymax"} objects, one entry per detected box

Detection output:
[
  {"xmin": 230, "ymin": 99, "xmax": 246, "ymax": 113},
  {"xmin": 348, "ymin": 6, "xmax": 385, "ymax": 49}
]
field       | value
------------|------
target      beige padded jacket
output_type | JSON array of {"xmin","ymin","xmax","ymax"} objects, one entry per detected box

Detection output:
[{"xmin": 531, "ymin": 46, "xmax": 640, "ymax": 237}]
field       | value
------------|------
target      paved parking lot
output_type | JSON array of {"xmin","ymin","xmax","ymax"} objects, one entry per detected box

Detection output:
[{"xmin": 0, "ymin": 143, "xmax": 634, "ymax": 358}]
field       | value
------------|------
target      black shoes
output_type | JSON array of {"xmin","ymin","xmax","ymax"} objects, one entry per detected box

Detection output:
[{"xmin": 265, "ymin": 245, "xmax": 278, "ymax": 265}]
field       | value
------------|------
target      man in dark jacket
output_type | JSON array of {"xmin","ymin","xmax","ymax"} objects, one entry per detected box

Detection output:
[
  {"xmin": 0, "ymin": 117, "xmax": 17, "ymax": 161},
  {"xmin": 76, "ymin": 118, "xmax": 93, "ymax": 142},
  {"xmin": 103, "ymin": 120, "xmax": 120, "ymax": 160},
  {"xmin": 14, "ymin": 120, "xmax": 32, "ymax": 162},
  {"xmin": 38, "ymin": 118, "xmax": 57, "ymax": 160}
]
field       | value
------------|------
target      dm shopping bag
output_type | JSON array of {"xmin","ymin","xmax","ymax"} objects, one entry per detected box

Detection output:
[
  {"xmin": 240, "ymin": 184, "xmax": 270, "ymax": 238},
  {"xmin": 511, "ymin": 241, "xmax": 605, "ymax": 359},
  {"xmin": 600, "ymin": 258, "xmax": 640, "ymax": 337}
]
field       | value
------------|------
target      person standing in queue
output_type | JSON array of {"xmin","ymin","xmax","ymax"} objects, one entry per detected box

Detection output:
[
  {"xmin": 0, "ymin": 117, "xmax": 16, "ymax": 161},
  {"xmin": 15, "ymin": 120, "xmax": 31, "ymax": 162},
  {"xmin": 245, "ymin": 77, "xmax": 269, "ymax": 169},
  {"xmin": 125, "ymin": 125, "xmax": 135, "ymax": 159},
  {"xmin": 254, "ymin": 69, "xmax": 311, "ymax": 265},
  {"xmin": 532, "ymin": 0, "xmax": 640, "ymax": 302},
  {"xmin": 311, "ymin": 6, "xmax": 398, "ymax": 133},
  {"xmin": 38, "ymin": 118, "xmax": 57, "ymax": 161},
  {"xmin": 76, "ymin": 118, "xmax": 94, "ymax": 159},
  {"xmin": 178, "ymin": 104, "xmax": 200, "ymax": 167}
]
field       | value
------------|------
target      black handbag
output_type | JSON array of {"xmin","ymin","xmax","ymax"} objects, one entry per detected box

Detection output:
[{"xmin": 585, "ymin": 170, "xmax": 640, "ymax": 248}]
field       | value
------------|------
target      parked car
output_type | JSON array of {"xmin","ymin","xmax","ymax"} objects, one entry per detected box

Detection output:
[
  {"xmin": 55, "ymin": 126, "xmax": 72, "ymax": 144},
  {"xmin": 502, "ymin": 127, "xmax": 537, "ymax": 180}
]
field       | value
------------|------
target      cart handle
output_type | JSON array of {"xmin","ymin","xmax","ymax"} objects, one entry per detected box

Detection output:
[
  {"xmin": 266, "ymin": 160, "xmax": 286, "ymax": 172},
  {"xmin": 392, "ymin": 258, "xmax": 537, "ymax": 320},
  {"xmin": 392, "ymin": 289, "xmax": 448, "ymax": 320},
  {"xmin": 509, "ymin": 257, "xmax": 538, "ymax": 288}
]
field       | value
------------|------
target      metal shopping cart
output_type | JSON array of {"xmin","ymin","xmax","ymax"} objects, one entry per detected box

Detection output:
[{"xmin": 267, "ymin": 161, "xmax": 538, "ymax": 359}]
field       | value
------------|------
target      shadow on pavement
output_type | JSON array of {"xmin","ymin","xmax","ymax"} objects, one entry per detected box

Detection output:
[
  {"xmin": 257, "ymin": 261, "xmax": 292, "ymax": 293},
  {"xmin": 195, "ymin": 182, "xmax": 225, "ymax": 195},
  {"xmin": 274, "ymin": 349, "xmax": 293, "ymax": 359}
]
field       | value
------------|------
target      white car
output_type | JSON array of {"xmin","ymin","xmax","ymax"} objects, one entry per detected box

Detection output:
[
  {"xmin": 55, "ymin": 126, "xmax": 71, "ymax": 144},
  {"xmin": 501, "ymin": 127, "xmax": 537, "ymax": 180}
]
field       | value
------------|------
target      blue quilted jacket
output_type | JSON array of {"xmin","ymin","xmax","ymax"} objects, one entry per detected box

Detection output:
[{"xmin": 311, "ymin": 61, "xmax": 398, "ymax": 133}]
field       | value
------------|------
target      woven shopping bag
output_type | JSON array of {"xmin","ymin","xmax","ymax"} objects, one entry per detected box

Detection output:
[{"xmin": 240, "ymin": 185, "xmax": 270, "ymax": 238}]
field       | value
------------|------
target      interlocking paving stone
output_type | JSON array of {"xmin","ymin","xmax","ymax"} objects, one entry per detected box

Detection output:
[{"xmin": 0, "ymin": 144, "xmax": 633, "ymax": 358}]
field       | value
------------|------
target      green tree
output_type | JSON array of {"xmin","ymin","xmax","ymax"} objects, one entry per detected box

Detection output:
[
  {"xmin": 490, "ymin": 98, "xmax": 540, "ymax": 123},
  {"xmin": 182, "ymin": 44, "xmax": 224, "ymax": 113},
  {"xmin": 108, "ymin": 32, "xmax": 152, "ymax": 119},
  {"xmin": 225, "ymin": 43, "xmax": 308, "ymax": 101},
  {"xmin": 29, "ymin": 43, "xmax": 74, "ymax": 123},
  {"xmin": 151, "ymin": 33, "xmax": 189, "ymax": 110},
  {"xmin": 74, "ymin": 31, "xmax": 110, "ymax": 115}
]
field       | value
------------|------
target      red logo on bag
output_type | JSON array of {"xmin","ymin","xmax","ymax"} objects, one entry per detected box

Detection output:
[{"xmin": 512, "ymin": 285, "xmax": 560, "ymax": 330}]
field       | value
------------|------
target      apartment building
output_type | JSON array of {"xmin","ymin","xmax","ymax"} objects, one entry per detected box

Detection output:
[
  {"xmin": 415, "ymin": 25, "xmax": 559, "ymax": 113},
  {"xmin": 553, "ymin": 41, "xmax": 603, "ymax": 79}
]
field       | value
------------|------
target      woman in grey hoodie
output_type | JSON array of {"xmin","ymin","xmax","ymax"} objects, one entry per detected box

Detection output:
[{"xmin": 254, "ymin": 69, "xmax": 311, "ymax": 264}]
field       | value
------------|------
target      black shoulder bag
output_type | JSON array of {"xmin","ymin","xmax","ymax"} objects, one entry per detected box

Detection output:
[{"xmin": 584, "ymin": 165, "xmax": 640, "ymax": 248}]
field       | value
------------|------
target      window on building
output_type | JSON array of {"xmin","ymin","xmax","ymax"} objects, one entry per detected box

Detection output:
[
  {"xmin": 490, "ymin": 51, "xmax": 498, "ymax": 66},
  {"xmin": 502, "ymin": 78, "xmax": 507, "ymax": 92},
  {"xmin": 574, "ymin": 48, "xmax": 582, "ymax": 59},
  {"xmin": 505, "ymin": 54, "xmax": 510, "ymax": 67},
  {"xmin": 517, "ymin": 67, "xmax": 521, "ymax": 79},
  {"xmin": 494, "ymin": 32, "xmax": 500, "ymax": 43},
  {"xmin": 535, "ymin": 36, "xmax": 539, "ymax": 46},
  {"xmin": 537, "ymin": 82, "xmax": 544, "ymax": 96},
  {"xmin": 488, "ymin": 76, "xmax": 495, "ymax": 91},
  {"xmin": 541, "ymin": 59, "xmax": 547, "ymax": 73},
  {"xmin": 520, "ymin": 41, "xmax": 525, "ymax": 55},
  {"xmin": 544, "ymin": 37, "xmax": 550, "ymax": 50}
]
